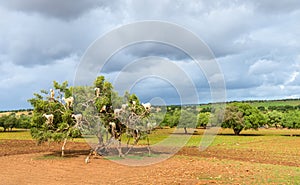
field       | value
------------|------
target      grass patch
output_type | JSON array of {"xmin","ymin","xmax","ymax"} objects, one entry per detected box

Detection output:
[{"xmin": 0, "ymin": 129, "xmax": 32, "ymax": 140}]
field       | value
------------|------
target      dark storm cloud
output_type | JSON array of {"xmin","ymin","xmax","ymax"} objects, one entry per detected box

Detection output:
[
  {"xmin": 101, "ymin": 42, "xmax": 191, "ymax": 73},
  {"xmin": 0, "ymin": 0, "xmax": 115, "ymax": 20},
  {"xmin": 252, "ymin": 0, "xmax": 300, "ymax": 14}
]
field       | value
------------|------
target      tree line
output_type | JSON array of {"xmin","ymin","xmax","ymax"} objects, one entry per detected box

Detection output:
[
  {"xmin": 1, "ymin": 90, "xmax": 300, "ymax": 136},
  {"xmin": 156, "ymin": 102, "xmax": 300, "ymax": 135},
  {"xmin": 0, "ymin": 113, "xmax": 31, "ymax": 131}
]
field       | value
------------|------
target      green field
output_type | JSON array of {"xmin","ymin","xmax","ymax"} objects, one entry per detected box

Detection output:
[
  {"xmin": 247, "ymin": 99, "xmax": 300, "ymax": 107},
  {"xmin": 0, "ymin": 129, "xmax": 32, "ymax": 140},
  {"xmin": 199, "ymin": 99, "xmax": 300, "ymax": 109}
]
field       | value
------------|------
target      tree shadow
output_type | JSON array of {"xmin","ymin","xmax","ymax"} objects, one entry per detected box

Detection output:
[
  {"xmin": 217, "ymin": 133, "xmax": 264, "ymax": 136},
  {"xmin": 44, "ymin": 149, "xmax": 90, "ymax": 158},
  {"xmin": 280, "ymin": 134, "xmax": 300, "ymax": 137},
  {"xmin": 0, "ymin": 129, "xmax": 29, "ymax": 133},
  {"xmin": 42, "ymin": 145, "xmax": 172, "ymax": 159}
]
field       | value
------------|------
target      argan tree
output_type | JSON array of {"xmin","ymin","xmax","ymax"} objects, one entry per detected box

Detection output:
[
  {"xmin": 28, "ymin": 81, "xmax": 80, "ymax": 156},
  {"xmin": 29, "ymin": 76, "xmax": 154, "ymax": 158},
  {"xmin": 75, "ymin": 76, "xmax": 153, "ymax": 159}
]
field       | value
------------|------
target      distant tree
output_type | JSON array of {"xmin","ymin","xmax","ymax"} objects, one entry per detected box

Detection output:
[
  {"xmin": 268, "ymin": 106, "xmax": 277, "ymax": 111},
  {"xmin": 169, "ymin": 109, "xmax": 181, "ymax": 128},
  {"xmin": 257, "ymin": 106, "xmax": 266, "ymax": 112},
  {"xmin": 197, "ymin": 112, "xmax": 211, "ymax": 128},
  {"xmin": 177, "ymin": 109, "xmax": 197, "ymax": 134},
  {"xmin": 222, "ymin": 104, "xmax": 244, "ymax": 135},
  {"xmin": 200, "ymin": 107, "xmax": 212, "ymax": 113},
  {"xmin": 222, "ymin": 103, "xmax": 267, "ymax": 135},
  {"xmin": 0, "ymin": 115, "xmax": 6, "ymax": 131},
  {"xmin": 161, "ymin": 108, "xmax": 180, "ymax": 128},
  {"xmin": 0, "ymin": 113, "xmax": 18, "ymax": 131},
  {"xmin": 18, "ymin": 114, "xmax": 32, "ymax": 129},
  {"xmin": 266, "ymin": 110, "xmax": 283, "ymax": 128},
  {"xmin": 282, "ymin": 110, "xmax": 300, "ymax": 128}
]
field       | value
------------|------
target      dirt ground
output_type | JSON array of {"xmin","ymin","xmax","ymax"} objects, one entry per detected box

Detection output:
[{"xmin": 0, "ymin": 139, "xmax": 299, "ymax": 185}]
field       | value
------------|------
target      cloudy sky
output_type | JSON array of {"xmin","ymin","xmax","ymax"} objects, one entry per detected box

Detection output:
[{"xmin": 1, "ymin": 0, "xmax": 300, "ymax": 110}]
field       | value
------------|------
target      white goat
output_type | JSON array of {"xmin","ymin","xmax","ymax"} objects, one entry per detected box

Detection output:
[
  {"xmin": 109, "ymin": 122, "xmax": 117, "ymax": 138},
  {"xmin": 43, "ymin": 113, "xmax": 54, "ymax": 125},
  {"xmin": 50, "ymin": 89, "xmax": 55, "ymax": 99},
  {"xmin": 114, "ymin": 108, "xmax": 122, "ymax": 117},
  {"xmin": 100, "ymin": 105, "xmax": 106, "ymax": 113},
  {"xmin": 130, "ymin": 101, "xmax": 136, "ymax": 111},
  {"xmin": 142, "ymin": 102, "xmax": 151, "ymax": 111},
  {"xmin": 94, "ymin": 87, "xmax": 100, "ymax": 98},
  {"xmin": 121, "ymin": 104, "xmax": 128, "ymax": 110},
  {"xmin": 62, "ymin": 97, "xmax": 74, "ymax": 108},
  {"xmin": 72, "ymin": 114, "xmax": 83, "ymax": 127}
]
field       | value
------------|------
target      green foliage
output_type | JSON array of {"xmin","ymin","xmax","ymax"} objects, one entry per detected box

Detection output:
[
  {"xmin": 222, "ymin": 103, "xmax": 267, "ymax": 135},
  {"xmin": 282, "ymin": 110, "xmax": 300, "ymax": 128},
  {"xmin": 162, "ymin": 108, "xmax": 181, "ymax": 128},
  {"xmin": 28, "ymin": 81, "xmax": 80, "ymax": 144},
  {"xmin": 177, "ymin": 109, "xmax": 197, "ymax": 134},
  {"xmin": 197, "ymin": 112, "xmax": 211, "ymax": 128},
  {"xmin": 266, "ymin": 110, "xmax": 283, "ymax": 128},
  {"xmin": 71, "ymin": 75, "xmax": 152, "ymax": 156},
  {"xmin": 222, "ymin": 104, "xmax": 244, "ymax": 135},
  {"xmin": 0, "ymin": 113, "xmax": 18, "ymax": 131}
]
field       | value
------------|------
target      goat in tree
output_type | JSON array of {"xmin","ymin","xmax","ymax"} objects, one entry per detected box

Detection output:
[
  {"xmin": 62, "ymin": 97, "xmax": 74, "ymax": 108},
  {"xmin": 121, "ymin": 104, "xmax": 128, "ymax": 110},
  {"xmin": 61, "ymin": 114, "xmax": 84, "ymax": 157},
  {"xmin": 142, "ymin": 102, "xmax": 151, "ymax": 112},
  {"xmin": 72, "ymin": 114, "xmax": 83, "ymax": 128},
  {"xmin": 43, "ymin": 113, "xmax": 54, "ymax": 125},
  {"xmin": 94, "ymin": 87, "xmax": 100, "ymax": 98},
  {"xmin": 114, "ymin": 108, "xmax": 122, "ymax": 118},
  {"xmin": 113, "ymin": 104, "xmax": 128, "ymax": 118},
  {"xmin": 50, "ymin": 89, "xmax": 55, "ymax": 99}
]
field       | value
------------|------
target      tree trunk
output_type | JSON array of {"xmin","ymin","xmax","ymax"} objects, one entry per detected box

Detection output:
[
  {"xmin": 184, "ymin": 127, "xmax": 187, "ymax": 134},
  {"xmin": 233, "ymin": 128, "xmax": 242, "ymax": 135},
  {"xmin": 61, "ymin": 138, "xmax": 67, "ymax": 157}
]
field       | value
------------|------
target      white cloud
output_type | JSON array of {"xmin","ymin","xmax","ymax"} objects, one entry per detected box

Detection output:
[{"xmin": 248, "ymin": 59, "xmax": 280, "ymax": 75}]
